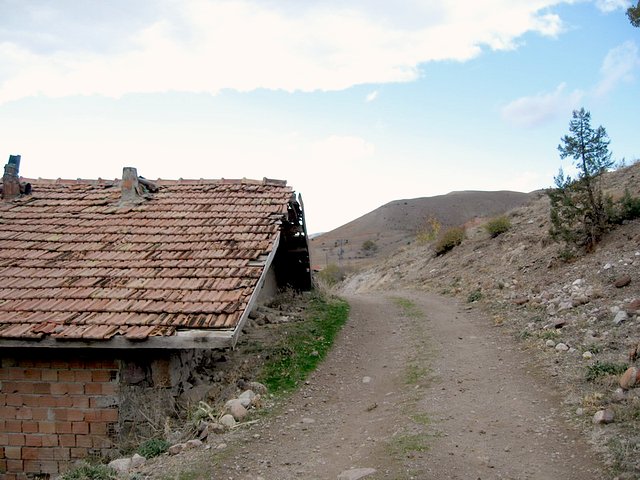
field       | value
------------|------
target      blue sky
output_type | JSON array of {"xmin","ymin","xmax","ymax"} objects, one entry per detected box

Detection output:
[{"xmin": 1, "ymin": 1, "xmax": 638, "ymax": 234}]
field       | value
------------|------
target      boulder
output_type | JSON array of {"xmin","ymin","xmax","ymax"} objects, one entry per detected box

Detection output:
[
  {"xmin": 108, "ymin": 458, "xmax": 132, "ymax": 475},
  {"xmin": 238, "ymin": 390, "xmax": 256, "ymax": 408},
  {"xmin": 219, "ymin": 414, "xmax": 236, "ymax": 428},
  {"xmin": 338, "ymin": 468, "xmax": 377, "ymax": 480},
  {"xmin": 614, "ymin": 275, "xmax": 632, "ymax": 288},
  {"xmin": 130, "ymin": 454, "xmax": 146, "ymax": 468},
  {"xmin": 248, "ymin": 381, "xmax": 268, "ymax": 394},
  {"xmin": 613, "ymin": 311, "xmax": 629, "ymax": 325},
  {"xmin": 168, "ymin": 443, "xmax": 186, "ymax": 455},
  {"xmin": 592, "ymin": 409, "xmax": 614, "ymax": 424},
  {"xmin": 620, "ymin": 366, "xmax": 640, "ymax": 390}
]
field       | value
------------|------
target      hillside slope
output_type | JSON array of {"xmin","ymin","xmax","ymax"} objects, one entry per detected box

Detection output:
[
  {"xmin": 310, "ymin": 190, "xmax": 530, "ymax": 268},
  {"xmin": 341, "ymin": 161, "xmax": 640, "ymax": 476}
]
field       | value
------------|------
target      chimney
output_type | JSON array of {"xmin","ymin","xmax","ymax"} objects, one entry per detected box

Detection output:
[
  {"xmin": 120, "ymin": 166, "xmax": 142, "ymax": 204},
  {"xmin": 2, "ymin": 155, "xmax": 22, "ymax": 200}
]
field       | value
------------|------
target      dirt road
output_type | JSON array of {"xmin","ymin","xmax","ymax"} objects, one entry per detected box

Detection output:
[{"xmin": 144, "ymin": 291, "xmax": 608, "ymax": 479}]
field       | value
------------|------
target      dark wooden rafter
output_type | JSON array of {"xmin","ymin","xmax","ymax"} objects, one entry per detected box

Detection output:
[{"xmin": 275, "ymin": 193, "xmax": 312, "ymax": 291}]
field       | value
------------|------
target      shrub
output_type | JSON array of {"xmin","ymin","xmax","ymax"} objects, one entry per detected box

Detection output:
[
  {"xmin": 612, "ymin": 189, "xmax": 640, "ymax": 223},
  {"xmin": 484, "ymin": 215, "xmax": 511, "ymax": 238},
  {"xmin": 315, "ymin": 263, "xmax": 347, "ymax": 287},
  {"xmin": 467, "ymin": 289, "xmax": 482, "ymax": 303},
  {"xmin": 434, "ymin": 226, "xmax": 465, "ymax": 256},
  {"xmin": 585, "ymin": 361, "xmax": 628, "ymax": 382},
  {"xmin": 60, "ymin": 462, "xmax": 116, "ymax": 480},
  {"xmin": 361, "ymin": 239, "xmax": 378, "ymax": 256},
  {"xmin": 416, "ymin": 216, "xmax": 441, "ymax": 244},
  {"xmin": 137, "ymin": 438, "xmax": 170, "ymax": 458}
]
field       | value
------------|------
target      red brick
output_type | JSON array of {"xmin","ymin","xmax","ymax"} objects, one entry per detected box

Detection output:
[
  {"xmin": 59, "ymin": 434, "xmax": 76, "ymax": 447},
  {"xmin": 22, "ymin": 447, "xmax": 53, "ymax": 460},
  {"xmin": 5, "ymin": 395, "xmax": 23, "ymax": 407},
  {"xmin": 21, "ymin": 421, "xmax": 38, "ymax": 434},
  {"xmin": 1, "ymin": 406, "xmax": 17, "ymax": 418},
  {"xmin": 56, "ymin": 396, "xmax": 73, "ymax": 408},
  {"xmin": 57, "ymin": 370, "xmax": 75, "ymax": 382},
  {"xmin": 22, "ymin": 395, "xmax": 43, "ymax": 408},
  {"xmin": 101, "ymin": 383, "xmax": 118, "ymax": 396},
  {"xmin": 32, "ymin": 360, "xmax": 50, "ymax": 368},
  {"xmin": 40, "ymin": 435, "xmax": 58, "ymax": 447},
  {"xmin": 67, "ymin": 383, "xmax": 84, "ymax": 395},
  {"xmin": 38, "ymin": 422, "xmax": 55, "ymax": 434},
  {"xmin": 5, "ymin": 420, "xmax": 21, "ymax": 433},
  {"xmin": 98, "ymin": 360, "xmax": 118, "ymax": 369},
  {"xmin": 102, "ymin": 409, "xmax": 117, "ymax": 422},
  {"xmin": 50, "ymin": 383, "xmax": 69, "ymax": 395},
  {"xmin": 7, "ymin": 434, "xmax": 25, "ymax": 446},
  {"xmin": 30, "ymin": 407, "xmax": 50, "ymax": 421},
  {"xmin": 32, "ymin": 383, "xmax": 50, "ymax": 395},
  {"xmin": 23, "ymin": 369, "xmax": 41, "ymax": 381},
  {"xmin": 8, "ymin": 369, "xmax": 25, "ymax": 380},
  {"xmin": 84, "ymin": 383, "xmax": 101, "ymax": 395},
  {"xmin": 4, "ymin": 447, "xmax": 21, "ymax": 460},
  {"xmin": 68, "ymin": 360, "xmax": 84, "ymax": 369},
  {"xmin": 70, "ymin": 447, "xmax": 88, "ymax": 458},
  {"xmin": 0, "ymin": 434, "xmax": 8, "ymax": 446},
  {"xmin": 2, "ymin": 382, "xmax": 31, "ymax": 394},
  {"xmin": 55, "ymin": 422, "xmax": 72, "ymax": 434},
  {"xmin": 15, "ymin": 407, "xmax": 32, "ymax": 420},
  {"xmin": 89, "ymin": 422, "xmax": 107, "ymax": 435},
  {"xmin": 31, "ymin": 395, "xmax": 56, "ymax": 408},
  {"xmin": 91, "ymin": 370, "xmax": 112, "ymax": 383},
  {"xmin": 75, "ymin": 435, "xmax": 93, "ymax": 448},
  {"xmin": 0, "ymin": 459, "xmax": 6, "ymax": 472},
  {"xmin": 71, "ymin": 396, "xmax": 89, "ymax": 408},
  {"xmin": 6, "ymin": 459, "xmax": 23, "ymax": 472},
  {"xmin": 53, "ymin": 448, "xmax": 70, "ymax": 461},
  {"xmin": 40, "ymin": 369, "xmax": 57, "ymax": 382},
  {"xmin": 24, "ymin": 435, "xmax": 42, "ymax": 447},
  {"xmin": 74, "ymin": 370, "xmax": 92, "ymax": 382},
  {"xmin": 72, "ymin": 422, "xmax": 89, "ymax": 435},
  {"xmin": 25, "ymin": 459, "xmax": 58, "ymax": 474}
]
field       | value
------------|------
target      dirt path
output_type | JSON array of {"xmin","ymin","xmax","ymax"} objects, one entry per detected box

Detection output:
[{"xmin": 141, "ymin": 291, "xmax": 608, "ymax": 479}]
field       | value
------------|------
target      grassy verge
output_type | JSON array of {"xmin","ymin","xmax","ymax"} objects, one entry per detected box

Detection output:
[{"xmin": 258, "ymin": 293, "xmax": 349, "ymax": 395}]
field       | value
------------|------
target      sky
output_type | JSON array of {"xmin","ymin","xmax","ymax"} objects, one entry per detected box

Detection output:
[{"xmin": 1, "ymin": 1, "xmax": 638, "ymax": 234}]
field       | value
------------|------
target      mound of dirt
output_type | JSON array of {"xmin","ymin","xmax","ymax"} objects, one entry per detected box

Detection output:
[{"xmin": 310, "ymin": 190, "xmax": 530, "ymax": 269}]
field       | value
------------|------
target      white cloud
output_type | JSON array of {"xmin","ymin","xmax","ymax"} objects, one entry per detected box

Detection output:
[
  {"xmin": 0, "ymin": 0, "xmax": 571, "ymax": 103},
  {"xmin": 501, "ymin": 83, "xmax": 583, "ymax": 127},
  {"xmin": 594, "ymin": 41, "xmax": 640, "ymax": 97},
  {"xmin": 365, "ymin": 90, "xmax": 379, "ymax": 102},
  {"xmin": 594, "ymin": 0, "xmax": 630, "ymax": 13}
]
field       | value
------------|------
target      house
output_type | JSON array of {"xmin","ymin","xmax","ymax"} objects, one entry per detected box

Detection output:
[{"xmin": 0, "ymin": 156, "xmax": 311, "ymax": 478}]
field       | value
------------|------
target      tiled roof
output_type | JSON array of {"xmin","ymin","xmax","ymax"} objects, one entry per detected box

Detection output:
[{"xmin": 0, "ymin": 176, "xmax": 293, "ymax": 343}]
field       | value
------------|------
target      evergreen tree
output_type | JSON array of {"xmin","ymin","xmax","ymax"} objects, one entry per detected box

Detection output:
[
  {"xmin": 628, "ymin": 2, "xmax": 640, "ymax": 27},
  {"xmin": 548, "ymin": 108, "xmax": 613, "ymax": 252}
]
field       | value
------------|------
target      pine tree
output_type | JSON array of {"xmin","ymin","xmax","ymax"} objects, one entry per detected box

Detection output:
[
  {"xmin": 628, "ymin": 2, "xmax": 640, "ymax": 27},
  {"xmin": 548, "ymin": 108, "xmax": 613, "ymax": 252}
]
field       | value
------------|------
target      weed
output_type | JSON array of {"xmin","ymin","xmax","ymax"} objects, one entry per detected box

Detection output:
[
  {"xmin": 388, "ymin": 432, "xmax": 432, "ymax": 456},
  {"xmin": 467, "ymin": 289, "xmax": 482, "ymax": 303},
  {"xmin": 258, "ymin": 294, "xmax": 349, "ymax": 395},
  {"xmin": 137, "ymin": 438, "xmax": 170, "ymax": 459},
  {"xmin": 484, "ymin": 215, "xmax": 511, "ymax": 238},
  {"xmin": 434, "ymin": 226, "xmax": 465, "ymax": 256},
  {"xmin": 410, "ymin": 413, "xmax": 431, "ymax": 426},
  {"xmin": 405, "ymin": 363, "xmax": 428, "ymax": 385},
  {"xmin": 585, "ymin": 361, "xmax": 628, "ymax": 382},
  {"xmin": 517, "ymin": 330, "xmax": 532, "ymax": 340},
  {"xmin": 538, "ymin": 329, "xmax": 559, "ymax": 340},
  {"xmin": 60, "ymin": 462, "xmax": 116, "ymax": 480}
]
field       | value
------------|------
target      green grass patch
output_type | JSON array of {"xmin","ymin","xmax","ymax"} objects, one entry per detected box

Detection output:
[
  {"xmin": 388, "ymin": 432, "xmax": 432, "ymax": 456},
  {"xmin": 137, "ymin": 438, "xmax": 170, "ymax": 459},
  {"xmin": 60, "ymin": 462, "xmax": 116, "ymax": 480},
  {"xmin": 585, "ymin": 361, "xmax": 628, "ymax": 382},
  {"xmin": 258, "ymin": 294, "xmax": 349, "ymax": 395},
  {"xmin": 392, "ymin": 297, "xmax": 423, "ymax": 319},
  {"xmin": 410, "ymin": 413, "xmax": 431, "ymax": 426},
  {"xmin": 405, "ymin": 363, "xmax": 428, "ymax": 385}
]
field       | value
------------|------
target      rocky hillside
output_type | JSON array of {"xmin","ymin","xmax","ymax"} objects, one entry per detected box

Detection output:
[
  {"xmin": 310, "ymin": 190, "xmax": 530, "ymax": 269},
  {"xmin": 341, "ymin": 161, "xmax": 640, "ymax": 476}
]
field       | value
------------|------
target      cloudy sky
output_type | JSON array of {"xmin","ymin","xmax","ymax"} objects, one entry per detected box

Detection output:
[{"xmin": 1, "ymin": 1, "xmax": 638, "ymax": 233}]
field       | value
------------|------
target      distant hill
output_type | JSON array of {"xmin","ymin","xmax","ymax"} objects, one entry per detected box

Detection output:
[{"xmin": 310, "ymin": 190, "xmax": 531, "ymax": 268}]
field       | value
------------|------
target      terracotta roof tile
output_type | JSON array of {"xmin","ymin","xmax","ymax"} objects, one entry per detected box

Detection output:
[{"xmin": 0, "ymin": 177, "xmax": 293, "ymax": 341}]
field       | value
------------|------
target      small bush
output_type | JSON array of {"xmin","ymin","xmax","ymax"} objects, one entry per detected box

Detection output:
[
  {"xmin": 361, "ymin": 239, "xmax": 378, "ymax": 256},
  {"xmin": 315, "ymin": 263, "xmax": 347, "ymax": 287},
  {"xmin": 612, "ymin": 189, "xmax": 640, "ymax": 223},
  {"xmin": 585, "ymin": 361, "xmax": 628, "ymax": 382},
  {"xmin": 434, "ymin": 226, "xmax": 465, "ymax": 256},
  {"xmin": 484, "ymin": 215, "xmax": 511, "ymax": 238},
  {"xmin": 137, "ymin": 438, "xmax": 170, "ymax": 458},
  {"xmin": 60, "ymin": 462, "xmax": 116, "ymax": 480},
  {"xmin": 467, "ymin": 289, "xmax": 482, "ymax": 303},
  {"xmin": 416, "ymin": 216, "xmax": 441, "ymax": 244}
]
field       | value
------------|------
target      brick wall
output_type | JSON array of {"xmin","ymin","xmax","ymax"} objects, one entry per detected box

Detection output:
[{"xmin": 0, "ymin": 353, "xmax": 120, "ymax": 479}]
